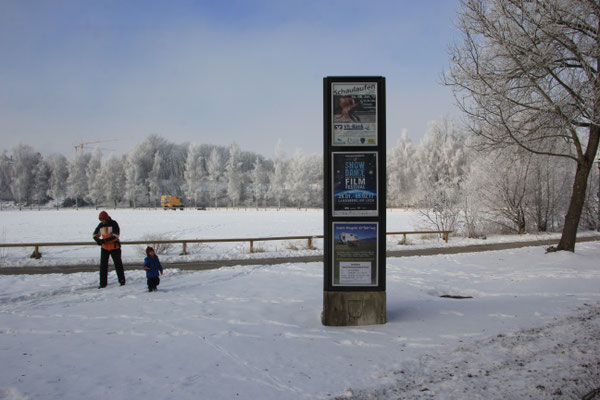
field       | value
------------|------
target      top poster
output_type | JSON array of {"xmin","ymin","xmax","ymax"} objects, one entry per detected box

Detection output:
[{"xmin": 332, "ymin": 82, "xmax": 377, "ymax": 146}]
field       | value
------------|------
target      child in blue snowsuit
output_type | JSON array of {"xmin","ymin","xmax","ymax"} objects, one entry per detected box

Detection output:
[{"xmin": 144, "ymin": 246, "xmax": 163, "ymax": 292}]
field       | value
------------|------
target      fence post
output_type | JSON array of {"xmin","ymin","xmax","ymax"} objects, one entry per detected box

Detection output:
[
  {"xmin": 250, "ymin": 240, "xmax": 254, "ymax": 253},
  {"xmin": 308, "ymin": 237, "xmax": 312, "ymax": 249},
  {"xmin": 181, "ymin": 242, "xmax": 188, "ymax": 256},
  {"xmin": 30, "ymin": 246, "xmax": 42, "ymax": 259}
]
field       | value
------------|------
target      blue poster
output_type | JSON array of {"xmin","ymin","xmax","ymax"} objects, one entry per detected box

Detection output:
[{"xmin": 332, "ymin": 152, "xmax": 378, "ymax": 216}]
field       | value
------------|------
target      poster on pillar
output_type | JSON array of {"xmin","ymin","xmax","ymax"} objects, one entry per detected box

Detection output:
[
  {"xmin": 332, "ymin": 82, "xmax": 377, "ymax": 146},
  {"xmin": 332, "ymin": 222, "xmax": 378, "ymax": 287},
  {"xmin": 332, "ymin": 152, "xmax": 378, "ymax": 217}
]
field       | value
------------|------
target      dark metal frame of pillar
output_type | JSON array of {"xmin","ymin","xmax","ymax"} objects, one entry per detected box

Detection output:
[{"xmin": 323, "ymin": 76, "xmax": 386, "ymax": 326}]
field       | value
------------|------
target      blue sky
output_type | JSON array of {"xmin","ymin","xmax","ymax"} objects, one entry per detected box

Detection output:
[{"xmin": 0, "ymin": 0, "xmax": 461, "ymax": 157}]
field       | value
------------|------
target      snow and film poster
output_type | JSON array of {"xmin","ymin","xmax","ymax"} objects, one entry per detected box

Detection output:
[
  {"xmin": 332, "ymin": 82, "xmax": 377, "ymax": 146},
  {"xmin": 332, "ymin": 222, "xmax": 378, "ymax": 287},
  {"xmin": 332, "ymin": 152, "xmax": 378, "ymax": 217}
]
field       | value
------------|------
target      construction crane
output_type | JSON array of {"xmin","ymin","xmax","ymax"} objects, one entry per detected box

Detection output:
[{"xmin": 73, "ymin": 139, "xmax": 120, "ymax": 155}]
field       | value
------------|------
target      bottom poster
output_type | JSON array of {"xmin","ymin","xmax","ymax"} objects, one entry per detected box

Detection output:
[{"xmin": 332, "ymin": 222, "xmax": 378, "ymax": 287}]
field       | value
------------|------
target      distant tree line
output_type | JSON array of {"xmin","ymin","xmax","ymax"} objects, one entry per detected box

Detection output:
[
  {"xmin": 1, "ymin": 120, "xmax": 598, "ymax": 237},
  {"xmin": 390, "ymin": 118, "xmax": 598, "ymax": 237},
  {"xmin": 0, "ymin": 135, "xmax": 323, "ymax": 210}
]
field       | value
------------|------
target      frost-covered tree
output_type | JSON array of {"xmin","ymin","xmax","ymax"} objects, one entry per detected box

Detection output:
[
  {"xmin": 86, "ymin": 149, "xmax": 104, "ymax": 208},
  {"xmin": 288, "ymin": 150, "xmax": 310, "ymax": 208},
  {"xmin": 124, "ymin": 154, "xmax": 145, "ymax": 209},
  {"xmin": 101, "ymin": 155, "xmax": 126, "ymax": 208},
  {"xmin": 414, "ymin": 119, "xmax": 469, "ymax": 234},
  {"xmin": 147, "ymin": 152, "xmax": 163, "ymax": 207},
  {"xmin": 286, "ymin": 150, "xmax": 323, "ymax": 208},
  {"xmin": 126, "ymin": 149, "xmax": 149, "ymax": 208},
  {"xmin": 47, "ymin": 153, "xmax": 69, "ymax": 208},
  {"xmin": 158, "ymin": 141, "xmax": 188, "ymax": 197},
  {"xmin": 10, "ymin": 144, "xmax": 41, "ymax": 207},
  {"xmin": 250, "ymin": 157, "xmax": 269, "ymax": 208},
  {"xmin": 32, "ymin": 158, "xmax": 51, "ymax": 207},
  {"xmin": 304, "ymin": 154, "xmax": 323, "ymax": 207},
  {"xmin": 415, "ymin": 119, "xmax": 468, "ymax": 201},
  {"xmin": 124, "ymin": 135, "xmax": 188, "ymax": 206},
  {"xmin": 0, "ymin": 150, "xmax": 14, "ymax": 202},
  {"xmin": 184, "ymin": 144, "xmax": 205, "ymax": 207},
  {"xmin": 269, "ymin": 141, "xmax": 288, "ymax": 209},
  {"xmin": 206, "ymin": 148, "xmax": 223, "ymax": 207},
  {"xmin": 67, "ymin": 153, "xmax": 91, "ymax": 209},
  {"xmin": 225, "ymin": 143, "xmax": 243, "ymax": 207},
  {"xmin": 387, "ymin": 130, "xmax": 415, "ymax": 208},
  {"xmin": 445, "ymin": 0, "xmax": 600, "ymax": 251}
]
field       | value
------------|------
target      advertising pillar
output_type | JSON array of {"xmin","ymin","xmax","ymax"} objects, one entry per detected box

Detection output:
[{"xmin": 323, "ymin": 77, "xmax": 386, "ymax": 326}]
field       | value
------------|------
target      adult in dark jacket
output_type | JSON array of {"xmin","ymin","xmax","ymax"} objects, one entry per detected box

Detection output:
[
  {"xmin": 144, "ymin": 246, "xmax": 163, "ymax": 292},
  {"xmin": 93, "ymin": 211, "xmax": 126, "ymax": 288}
]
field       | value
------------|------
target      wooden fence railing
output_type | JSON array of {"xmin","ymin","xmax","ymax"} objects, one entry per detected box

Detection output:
[{"xmin": 0, "ymin": 231, "xmax": 451, "ymax": 259}]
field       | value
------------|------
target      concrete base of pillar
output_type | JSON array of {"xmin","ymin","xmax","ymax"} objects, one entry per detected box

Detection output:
[{"xmin": 322, "ymin": 291, "xmax": 386, "ymax": 326}]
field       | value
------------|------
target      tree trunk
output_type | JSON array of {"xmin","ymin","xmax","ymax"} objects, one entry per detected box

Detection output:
[
  {"xmin": 598, "ymin": 161, "xmax": 600, "ymax": 233},
  {"xmin": 555, "ymin": 125, "xmax": 600, "ymax": 252}
]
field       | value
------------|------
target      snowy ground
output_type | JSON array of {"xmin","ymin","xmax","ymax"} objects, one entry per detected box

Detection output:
[{"xmin": 0, "ymin": 209, "xmax": 599, "ymax": 399}]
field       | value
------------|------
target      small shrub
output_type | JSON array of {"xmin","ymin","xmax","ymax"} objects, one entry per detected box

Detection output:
[
  {"xmin": 398, "ymin": 237, "xmax": 412, "ymax": 246},
  {"xmin": 186, "ymin": 243, "xmax": 206, "ymax": 254},
  {"xmin": 137, "ymin": 234, "xmax": 175, "ymax": 256},
  {"xmin": 251, "ymin": 246, "xmax": 266, "ymax": 253},
  {"xmin": 285, "ymin": 241, "xmax": 299, "ymax": 251}
]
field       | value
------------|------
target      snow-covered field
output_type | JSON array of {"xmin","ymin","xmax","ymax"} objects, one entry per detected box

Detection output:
[
  {"xmin": 1, "ymin": 209, "xmax": 599, "ymax": 399},
  {"xmin": 0, "ymin": 208, "xmax": 592, "ymax": 267},
  {"xmin": 3, "ymin": 208, "xmax": 426, "ymax": 267}
]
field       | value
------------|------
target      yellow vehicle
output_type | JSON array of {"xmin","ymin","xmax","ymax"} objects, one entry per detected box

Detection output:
[{"xmin": 161, "ymin": 195, "xmax": 184, "ymax": 210}]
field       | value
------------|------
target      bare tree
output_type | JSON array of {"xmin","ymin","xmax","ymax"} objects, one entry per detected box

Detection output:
[
  {"xmin": 445, "ymin": 0, "xmax": 600, "ymax": 251},
  {"xmin": 526, "ymin": 154, "xmax": 572, "ymax": 232},
  {"xmin": 463, "ymin": 149, "xmax": 531, "ymax": 234}
]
